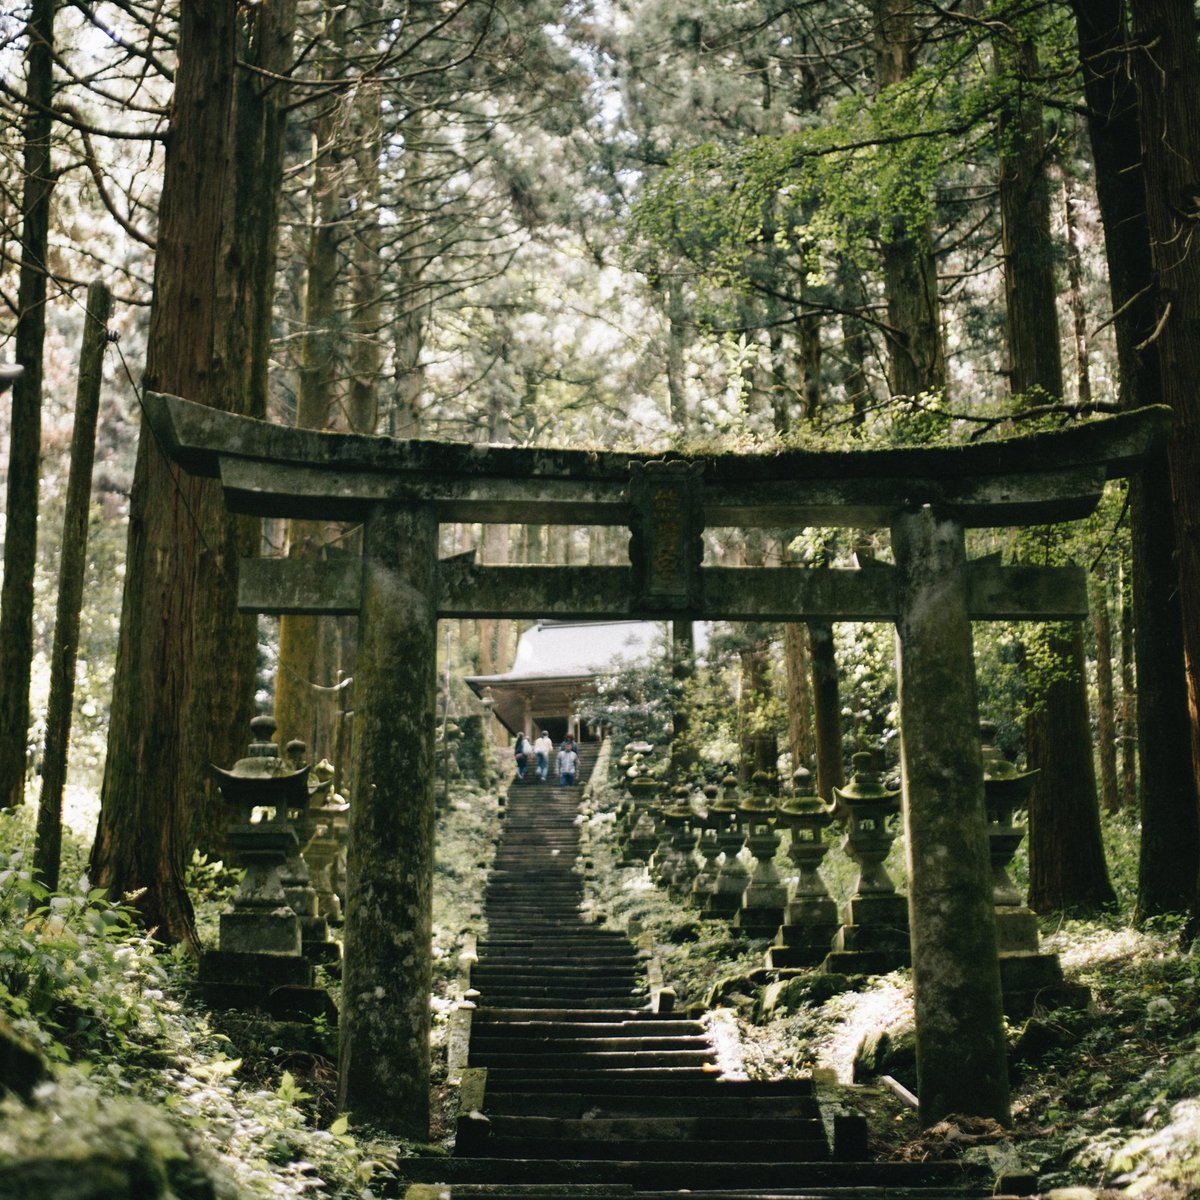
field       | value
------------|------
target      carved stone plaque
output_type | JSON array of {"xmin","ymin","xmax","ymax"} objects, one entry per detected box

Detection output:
[{"xmin": 628, "ymin": 461, "xmax": 704, "ymax": 611}]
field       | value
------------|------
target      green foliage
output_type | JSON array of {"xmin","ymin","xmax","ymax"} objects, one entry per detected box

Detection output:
[{"xmin": 0, "ymin": 817, "xmax": 169, "ymax": 1063}]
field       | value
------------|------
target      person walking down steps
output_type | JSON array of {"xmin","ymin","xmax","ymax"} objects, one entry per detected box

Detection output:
[
  {"xmin": 534, "ymin": 730, "xmax": 553, "ymax": 782},
  {"xmin": 556, "ymin": 739, "xmax": 579, "ymax": 786}
]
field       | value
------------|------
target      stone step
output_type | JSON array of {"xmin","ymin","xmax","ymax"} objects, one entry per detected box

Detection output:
[
  {"xmin": 391, "ymin": 1157, "xmax": 993, "ymax": 1193},
  {"xmin": 469, "ymin": 1020, "xmax": 705, "ymax": 1038},
  {"xmin": 473, "ymin": 953, "xmax": 639, "ymax": 966},
  {"xmin": 469, "ymin": 1036, "xmax": 712, "ymax": 1055},
  {"xmin": 471, "ymin": 965, "xmax": 640, "ymax": 980},
  {"xmin": 472, "ymin": 1115, "xmax": 827, "ymax": 1143},
  {"xmin": 480, "ymin": 1074, "xmax": 810, "ymax": 1098},
  {"xmin": 472, "ymin": 998, "xmax": 649, "ymax": 1012},
  {"xmin": 477, "ymin": 1067, "xmax": 721, "ymax": 1086},
  {"xmin": 482, "ymin": 1094, "xmax": 820, "ymax": 1118},
  {"xmin": 480, "ymin": 1091, "xmax": 819, "ymax": 1119},
  {"xmin": 405, "ymin": 1190, "xmax": 1002, "ymax": 1200},
  {"xmin": 470, "ymin": 1008, "xmax": 667, "ymax": 1023},
  {"xmin": 468, "ymin": 1137, "xmax": 829, "ymax": 1164},
  {"xmin": 468, "ymin": 1050, "xmax": 716, "ymax": 1071}
]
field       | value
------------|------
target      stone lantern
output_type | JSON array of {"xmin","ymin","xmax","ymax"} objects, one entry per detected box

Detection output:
[
  {"xmin": 198, "ymin": 715, "xmax": 335, "ymax": 1019},
  {"xmin": 824, "ymin": 751, "xmax": 910, "ymax": 974},
  {"xmin": 298, "ymin": 758, "xmax": 346, "ymax": 925},
  {"xmin": 732, "ymin": 790, "xmax": 787, "ymax": 937},
  {"xmin": 980, "ymin": 721, "xmax": 1088, "ymax": 1016},
  {"xmin": 767, "ymin": 765, "xmax": 840, "ymax": 968},
  {"xmin": 620, "ymin": 752, "xmax": 662, "ymax": 864},
  {"xmin": 702, "ymin": 785, "xmax": 749, "ymax": 919},
  {"xmin": 281, "ymin": 740, "xmax": 341, "ymax": 964},
  {"xmin": 654, "ymin": 783, "xmax": 700, "ymax": 897}
]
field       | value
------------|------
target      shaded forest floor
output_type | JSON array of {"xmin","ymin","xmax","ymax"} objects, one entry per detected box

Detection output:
[{"xmin": 1, "ymin": 767, "xmax": 1198, "ymax": 1198}]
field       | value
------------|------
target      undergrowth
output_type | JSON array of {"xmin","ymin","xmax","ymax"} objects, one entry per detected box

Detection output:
[
  {"xmin": 0, "ymin": 778, "xmax": 500, "ymax": 1198},
  {"xmin": 582, "ymin": 755, "xmax": 1200, "ymax": 1199}
]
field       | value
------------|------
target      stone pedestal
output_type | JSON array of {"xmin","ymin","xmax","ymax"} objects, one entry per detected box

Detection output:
[
  {"xmin": 690, "ymin": 829, "xmax": 722, "ymax": 906},
  {"xmin": 981, "ymin": 722, "xmax": 1089, "ymax": 1018},
  {"xmin": 703, "ymin": 814, "xmax": 748, "ymax": 920},
  {"xmin": 734, "ymin": 819, "xmax": 788, "ymax": 938},
  {"xmin": 822, "ymin": 752, "xmax": 909, "ymax": 974},
  {"xmin": 767, "ymin": 770, "xmax": 840, "ymax": 968}
]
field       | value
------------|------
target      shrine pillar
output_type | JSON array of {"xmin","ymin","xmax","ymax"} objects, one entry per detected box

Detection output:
[
  {"xmin": 891, "ymin": 505, "xmax": 1010, "ymax": 1127},
  {"xmin": 338, "ymin": 503, "xmax": 437, "ymax": 1137}
]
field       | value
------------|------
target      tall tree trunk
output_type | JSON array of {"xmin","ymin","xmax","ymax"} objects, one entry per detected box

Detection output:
[
  {"xmin": 1072, "ymin": 0, "xmax": 1199, "ymax": 917},
  {"xmin": 0, "ymin": 0, "xmax": 58, "ymax": 810},
  {"xmin": 1062, "ymin": 172, "xmax": 1093, "ymax": 406},
  {"xmin": 995, "ymin": 31, "xmax": 1064, "ymax": 403},
  {"xmin": 1090, "ymin": 568, "xmax": 1121, "ymax": 814},
  {"xmin": 837, "ymin": 260, "xmax": 872, "ymax": 429},
  {"xmin": 1119, "ymin": 562, "xmax": 1138, "ymax": 808},
  {"xmin": 664, "ymin": 280, "xmax": 690, "ymax": 429},
  {"xmin": 191, "ymin": 0, "xmax": 296, "ymax": 855},
  {"xmin": 32, "ymin": 281, "xmax": 111, "ymax": 895},
  {"xmin": 1026, "ymin": 624, "xmax": 1117, "ymax": 911},
  {"xmin": 275, "ymin": 17, "xmax": 343, "ymax": 755},
  {"xmin": 994, "ymin": 22, "xmax": 1112, "ymax": 903},
  {"xmin": 808, "ymin": 621, "xmax": 844, "ymax": 804},
  {"xmin": 90, "ymin": 0, "xmax": 243, "ymax": 951},
  {"xmin": 1126, "ymin": 0, "xmax": 1200, "ymax": 932},
  {"xmin": 869, "ymin": 0, "xmax": 945, "ymax": 400}
]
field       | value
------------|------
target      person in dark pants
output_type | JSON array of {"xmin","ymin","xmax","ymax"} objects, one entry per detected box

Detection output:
[{"xmin": 556, "ymin": 742, "xmax": 579, "ymax": 786}]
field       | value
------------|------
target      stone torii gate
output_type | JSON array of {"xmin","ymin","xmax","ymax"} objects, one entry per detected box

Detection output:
[{"xmin": 145, "ymin": 392, "xmax": 1168, "ymax": 1137}]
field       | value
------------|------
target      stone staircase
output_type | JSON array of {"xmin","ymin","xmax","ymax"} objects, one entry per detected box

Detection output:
[{"xmin": 394, "ymin": 746, "xmax": 1023, "ymax": 1200}]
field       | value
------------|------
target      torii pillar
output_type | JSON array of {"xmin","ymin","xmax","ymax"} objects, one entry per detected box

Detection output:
[
  {"xmin": 893, "ymin": 505, "xmax": 1009, "ymax": 1125},
  {"xmin": 337, "ymin": 503, "xmax": 438, "ymax": 1136}
]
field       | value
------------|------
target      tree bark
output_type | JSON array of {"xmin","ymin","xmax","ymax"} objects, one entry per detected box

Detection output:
[
  {"xmin": 0, "ymin": 0, "xmax": 58, "ymax": 810},
  {"xmin": 90, "ymin": 0, "xmax": 247, "ymax": 950},
  {"xmin": 1071, "ymin": 0, "xmax": 1199, "ymax": 916},
  {"xmin": 1090, "ymin": 568, "xmax": 1121, "ymax": 814},
  {"xmin": 808, "ymin": 621, "xmax": 844, "ymax": 805},
  {"xmin": 275, "ymin": 13, "xmax": 342, "ymax": 758},
  {"xmin": 32, "ymin": 281, "xmax": 111, "ymax": 896},
  {"xmin": 994, "ymin": 30, "xmax": 1064, "ymax": 403},
  {"xmin": 1119, "ymin": 563, "xmax": 1138, "ymax": 808},
  {"xmin": 993, "ymin": 21, "xmax": 1112, "ymax": 905},
  {"xmin": 1126, "ymin": 0, "xmax": 1200, "ymax": 931},
  {"xmin": 1025, "ymin": 623, "xmax": 1117, "ymax": 912},
  {"xmin": 869, "ymin": 0, "xmax": 945, "ymax": 400},
  {"xmin": 190, "ymin": 0, "xmax": 296, "ymax": 855}
]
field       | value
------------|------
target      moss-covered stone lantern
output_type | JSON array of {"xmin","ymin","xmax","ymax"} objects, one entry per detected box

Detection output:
[
  {"xmin": 824, "ymin": 751, "xmax": 910, "ymax": 975},
  {"xmin": 198, "ymin": 716, "xmax": 335, "ymax": 1020},
  {"xmin": 768, "ymin": 765, "xmax": 840, "ymax": 967},
  {"xmin": 979, "ymin": 721, "xmax": 1088, "ymax": 1016}
]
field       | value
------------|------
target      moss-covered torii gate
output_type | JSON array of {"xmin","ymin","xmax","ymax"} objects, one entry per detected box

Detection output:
[{"xmin": 145, "ymin": 393, "xmax": 1168, "ymax": 1136}]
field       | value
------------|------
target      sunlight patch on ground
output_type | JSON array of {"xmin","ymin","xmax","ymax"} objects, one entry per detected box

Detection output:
[
  {"xmin": 810, "ymin": 976, "xmax": 913, "ymax": 1085},
  {"xmin": 1043, "ymin": 922, "xmax": 1153, "ymax": 972},
  {"xmin": 703, "ymin": 1006, "xmax": 746, "ymax": 1078}
]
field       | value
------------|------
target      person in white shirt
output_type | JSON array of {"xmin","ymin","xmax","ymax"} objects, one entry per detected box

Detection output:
[{"xmin": 534, "ymin": 731, "xmax": 553, "ymax": 782}]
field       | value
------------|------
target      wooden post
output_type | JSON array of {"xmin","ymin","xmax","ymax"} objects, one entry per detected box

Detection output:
[
  {"xmin": 33, "ymin": 280, "xmax": 112, "ymax": 895},
  {"xmin": 891, "ymin": 506, "xmax": 1010, "ymax": 1127},
  {"xmin": 338, "ymin": 503, "xmax": 437, "ymax": 1136}
]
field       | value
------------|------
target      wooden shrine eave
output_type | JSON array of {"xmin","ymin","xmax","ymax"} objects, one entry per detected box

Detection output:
[
  {"xmin": 239, "ymin": 557, "xmax": 1090, "ymax": 621},
  {"xmin": 144, "ymin": 392, "xmax": 1172, "ymax": 530}
]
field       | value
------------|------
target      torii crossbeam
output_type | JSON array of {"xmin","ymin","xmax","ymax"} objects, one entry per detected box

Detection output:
[{"xmin": 144, "ymin": 392, "xmax": 1170, "ymax": 1134}]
